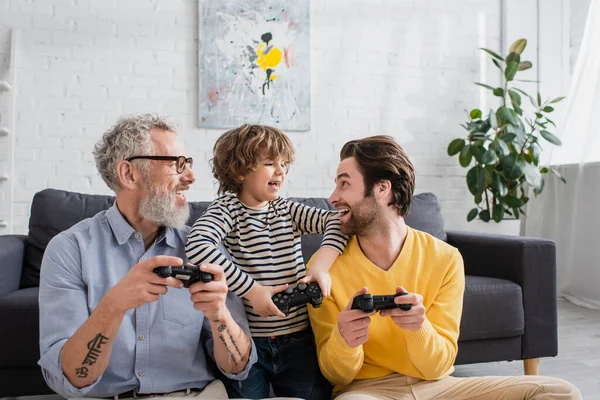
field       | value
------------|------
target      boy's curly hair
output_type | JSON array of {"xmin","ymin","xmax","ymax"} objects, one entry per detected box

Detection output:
[{"xmin": 211, "ymin": 124, "xmax": 295, "ymax": 195}]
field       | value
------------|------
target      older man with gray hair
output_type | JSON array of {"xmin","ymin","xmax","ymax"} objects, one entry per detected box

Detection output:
[{"xmin": 38, "ymin": 114, "xmax": 257, "ymax": 399}]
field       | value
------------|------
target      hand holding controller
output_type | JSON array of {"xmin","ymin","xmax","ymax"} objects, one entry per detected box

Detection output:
[
  {"xmin": 351, "ymin": 292, "xmax": 412, "ymax": 313},
  {"xmin": 153, "ymin": 264, "xmax": 214, "ymax": 288},
  {"xmin": 272, "ymin": 282, "xmax": 323, "ymax": 315}
]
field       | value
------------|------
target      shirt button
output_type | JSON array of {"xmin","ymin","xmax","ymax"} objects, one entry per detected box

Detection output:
[
  {"xmin": 138, "ymin": 371, "xmax": 144, "ymax": 377},
  {"xmin": 139, "ymin": 335, "xmax": 145, "ymax": 340},
  {"xmin": 134, "ymin": 233, "xmax": 140, "ymax": 239}
]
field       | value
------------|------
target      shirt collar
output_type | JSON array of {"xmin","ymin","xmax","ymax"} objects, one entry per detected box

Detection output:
[{"xmin": 106, "ymin": 202, "xmax": 177, "ymax": 248}]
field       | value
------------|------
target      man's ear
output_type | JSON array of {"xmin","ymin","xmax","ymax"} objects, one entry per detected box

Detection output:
[
  {"xmin": 116, "ymin": 160, "xmax": 140, "ymax": 190},
  {"xmin": 375, "ymin": 179, "xmax": 392, "ymax": 200}
]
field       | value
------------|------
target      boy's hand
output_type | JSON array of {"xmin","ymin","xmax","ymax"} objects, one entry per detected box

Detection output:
[
  {"xmin": 299, "ymin": 269, "xmax": 332, "ymax": 297},
  {"xmin": 246, "ymin": 283, "xmax": 288, "ymax": 318}
]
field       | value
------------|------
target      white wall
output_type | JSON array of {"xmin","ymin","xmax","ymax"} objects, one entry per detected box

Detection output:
[
  {"xmin": 0, "ymin": 0, "xmax": 504, "ymax": 234},
  {"xmin": 570, "ymin": 0, "xmax": 591, "ymax": 72}
]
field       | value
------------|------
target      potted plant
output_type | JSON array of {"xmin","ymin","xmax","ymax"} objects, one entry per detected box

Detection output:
[{"xmin": 447, "ymin": 38, "xmax": 566, "ymax": 224}]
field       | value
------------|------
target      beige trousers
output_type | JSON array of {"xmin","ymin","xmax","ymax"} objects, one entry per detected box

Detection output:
[
  {"xmin": 334, "ymin": 373, "xmax": 582, "ymax": 400},
  {"xmin": 71, "ymin": 380, "xmax": 300, "ymax": 400}
]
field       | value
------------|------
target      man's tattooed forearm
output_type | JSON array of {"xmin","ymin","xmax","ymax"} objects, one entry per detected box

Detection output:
[
  {"xmin": 226, "ymin": 329, "xmax": 244, "ymax": 360},
  {"xmin": 218, "ymin": 333, "xmax": 240, "ymax": 367},
  {"xmin": 75, "ymin": 333, "xmax": 109, "ymax": 378}
]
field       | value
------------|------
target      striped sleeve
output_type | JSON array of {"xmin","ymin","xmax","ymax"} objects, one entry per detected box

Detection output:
[
  {"xmin": 185, "ymin": 198, "xmax": 256, "ymax": 296},
  {"xmin": 284, "ymin": 200, "xmax": 349, "ymax": 254}
]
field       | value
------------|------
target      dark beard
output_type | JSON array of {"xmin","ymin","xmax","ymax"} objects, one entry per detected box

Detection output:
[{"xmin": 340, "ymin": 195, "xmax": 379, "ymax": 236}]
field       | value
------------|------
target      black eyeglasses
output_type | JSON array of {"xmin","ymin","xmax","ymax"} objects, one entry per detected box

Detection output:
[{"xmin": 126, "ymin": 156, "xmax": 193, "ymax": 174}]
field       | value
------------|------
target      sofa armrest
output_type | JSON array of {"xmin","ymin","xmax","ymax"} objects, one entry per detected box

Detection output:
[
  {"xmin": 446, "ymin": 230, "xmax": 557, "ymax": 359},
  {"xmin": 0, "ymin": 235, "xmax": 27, "ymax": 297}
]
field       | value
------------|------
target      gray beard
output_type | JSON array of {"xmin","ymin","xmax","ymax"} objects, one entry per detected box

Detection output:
[{"xmin": 139, "ymin": 184, "xmax": 190, "ymax": 228}]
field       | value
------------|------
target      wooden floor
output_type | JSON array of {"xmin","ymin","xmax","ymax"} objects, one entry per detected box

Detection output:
[
  {"xmin": 453, "ymin": 299, "xmax": 600, "ymax": 399},
  {"xmin": 3, "ymin": 300, "xmax": 600, "ymax": 400}
]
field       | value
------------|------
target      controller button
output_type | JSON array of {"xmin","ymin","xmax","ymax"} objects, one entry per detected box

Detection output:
[
  {"xmin": 285, "ymin": 287, "xmax": 294, "ymax": 294},
  {"xmin": 298, "ymin": 283, "xmax": 307, "ymax": 291}
]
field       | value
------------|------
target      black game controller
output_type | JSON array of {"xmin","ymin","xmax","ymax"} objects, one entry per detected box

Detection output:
[
  {"xmin": 351, "ymin": 293, "xmax": 412, "ymax": 313},
  {"xmin": 153, "ymin": 265, "xmax": 214, "ymax": 288},
  {"xmin": 272, "ymin": 282, "xmax": 323, "ymax": 315}
]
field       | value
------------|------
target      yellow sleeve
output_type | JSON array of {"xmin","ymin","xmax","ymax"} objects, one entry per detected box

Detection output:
[
  {"xmin": 404, "ymin": 250, "xmax": 465, "ymax": 379},
  {"xmin": 308, "ymin": 294, "xmax": 364, "ymax": 386}
]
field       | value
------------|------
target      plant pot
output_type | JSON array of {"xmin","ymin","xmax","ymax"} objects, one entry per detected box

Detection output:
[{"xmin": 464, "ymin": 219, "xmax": 522, "ymax": 236}]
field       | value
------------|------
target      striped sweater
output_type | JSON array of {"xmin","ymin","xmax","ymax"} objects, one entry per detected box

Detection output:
[{"xmin": 185, "ymin": 193, "xmax": 348, "ymax": 337}]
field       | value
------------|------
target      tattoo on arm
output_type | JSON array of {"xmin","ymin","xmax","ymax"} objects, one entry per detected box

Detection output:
[
  {"xmin": 75, "ymin": 333, "xmax": 110, "ymax": 378},
  {"xmin": 217, "ymin": 324, "xmax": 245, "ymax": 367}
]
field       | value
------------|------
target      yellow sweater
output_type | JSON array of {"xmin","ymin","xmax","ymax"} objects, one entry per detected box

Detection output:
[{"xmin": 308, "ymin": 227, "xmax": 465, "ymax": 391}]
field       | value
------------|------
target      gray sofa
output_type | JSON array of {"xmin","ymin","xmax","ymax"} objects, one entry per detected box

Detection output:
[{"xmin": 0, "ymin": 189, "xmax": 558, "ymax": 397}]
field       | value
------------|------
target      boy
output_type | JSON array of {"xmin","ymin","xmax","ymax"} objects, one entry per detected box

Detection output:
[{"xmin": 186, "ymin": 124, "xmax": 347, "ymax": 399}]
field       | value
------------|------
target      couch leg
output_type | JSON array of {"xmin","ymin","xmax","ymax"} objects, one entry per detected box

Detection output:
[{"xmin": 523, "ymin": 358, "xmax": 539, "ymax": 375}]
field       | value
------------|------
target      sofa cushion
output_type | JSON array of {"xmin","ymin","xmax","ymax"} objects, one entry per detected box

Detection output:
[
  {"xmin": 22, "ymin": 189, "xmax": 115, "ymax": 288},
  {"xmin": 0, "ymin": 287, "xmax": 41, "ymax": 368},
  {"xmin": 459, "ymin": 276, "xmax": 525, "ymax": 342}
]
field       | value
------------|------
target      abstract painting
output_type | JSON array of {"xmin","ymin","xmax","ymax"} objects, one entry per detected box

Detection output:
[{"xmin": 198, "ymin": 0, "xmax": 310, "ymax": 131}]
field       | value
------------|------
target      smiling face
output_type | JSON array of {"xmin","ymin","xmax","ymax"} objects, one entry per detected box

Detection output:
[
  {"xmin": 138, "ymin": 129, "xmax": 196, "ymax": 227},
  {"xmin": 237, "ymin": 154, "xmax": 288, "ymax": 207},
  {"xmin": 329, "ymin": 157, "xmax": 381, "ymax": 235}
]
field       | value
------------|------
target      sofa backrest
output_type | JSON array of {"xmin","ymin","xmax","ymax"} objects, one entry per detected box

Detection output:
[{"xmin": 21, "ymin": 189, "xmax": 446, "ymax": 288}]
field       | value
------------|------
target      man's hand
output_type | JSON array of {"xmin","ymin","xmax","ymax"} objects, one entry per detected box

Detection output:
[
  {"xmin": 245, "ymin": 283, "xmax": 289, "ymax": 318},
  {"xmin": 379, "ymin": 286, "xmax": 426, "ymax": 331},
  {"xmin": 103, "ymin": 256, "xmax": 184, "ymax": 313},
  {"xmin": 189, "ymin": 264, "xmax": 230, "ymax": 321},
  {"xmin": 299, "ymin": 268, "xmax": 332, "ymax": 298},
  {"xmin": 338, "ymin": 287, "xmax": 376, "ymax": 347}
]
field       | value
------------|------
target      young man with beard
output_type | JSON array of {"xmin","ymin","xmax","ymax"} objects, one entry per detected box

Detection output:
[
  {"xmin": 38, "ymin": 115, "xmax": 258, "ymax": 399},
  {"xmin": 308, "ymin": 136, "xmax": 581, "ymax": 399}
]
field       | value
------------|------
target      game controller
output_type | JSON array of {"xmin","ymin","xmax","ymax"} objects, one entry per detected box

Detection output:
[
  {"xmin": 272, "ymin": 282, "xmax": 323, "ymax": 315},
  {"xmin": 351, "ymin": 293, "xmax": 412, "ymax": 313},
  {"xmin": 153, "ymin": 264, "xmax": 214, "ymax": 288}
]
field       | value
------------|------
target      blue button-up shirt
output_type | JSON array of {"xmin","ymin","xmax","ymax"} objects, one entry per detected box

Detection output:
[{"xmin": 38, "ymin": 203, "xmax": 257, "ymax": 399}]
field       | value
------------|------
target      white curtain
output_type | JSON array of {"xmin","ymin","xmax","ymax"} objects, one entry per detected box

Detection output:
[{"xmin": 525, "ymin": 0, "xmax": 600, "ymax": 309}]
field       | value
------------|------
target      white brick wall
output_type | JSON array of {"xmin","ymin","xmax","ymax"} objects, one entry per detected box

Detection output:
[{"xmin": 0, "ymin": 0, "xmax": 504, "ymax": 234}]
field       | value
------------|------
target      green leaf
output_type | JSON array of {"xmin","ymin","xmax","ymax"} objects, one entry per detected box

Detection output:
[
  {"xmin": 549, "ymin": 96, "xmax": 566, "ymax": 104},
  {"xmin": 479, "ymin": 209, "xmax": 491, "ymax": 222},
  {"xmin": 466, "ymin": 166, "xmax": 487, "ymax": 196},
  {"xmin": 493, "ymin": 172, "xmax": 508, "ymax": 197},
  {"xmin": 499, "ymin": 132, "xmax": 516, "ymax": 142},
  {"xmin": 542, "ymin": 106, "xmax": 554, "ymax": 113},
  {"xmin": 496, "ymin": 106, "xmax": 519, "ymax": 126},
  {"xmin": 492, "ymin": 204, "xmax": 505, "ymax": 222},
  {"xmin": 540, "ymin": 130, "xmax": 562, "ymax": 146},
  {"xmin": 470, "ymin": 109, "xmax": 483, "ymax": 119},
  {"xmin": 506, "ymin": 52, "xmax": 521, "ymax": 64},
  {"xmin": 513, "ymin": 207, "xmax": 520, "ymax": 219},
  {"xmin": 492, "ymin": 59, "xmax": 503, "ymax": 70},
  {"xmin": 512, "ymin": 87, "xmax": 535, "ymax": 105},
  {"xmin": 493, "ymin": 87, "xmax": 505, "ymax": 97},
  {"xmin": 533, "ymin": 178, "xmax": 545, "ymax": 195},
  {"xmin": 524, "ymin": 163, "xmax": 543, "ymax": 192},
  {"xmin": 537, "ymin": 92, "xmax": 542, "ymax": 106},
  {"xmin": 494, "ymin": 139, "xmax": 510, "ymax": 155},
  {"xmin": 480, "ymin": 48, "xmax": 504, "ymax": 61},
  {"xmin": 550, "ymin": 167, "xmax": 567, "ymax": 183},
  {"xmin": 529, "ymin": 144, "xmax": 541, "ymax": 165},
  {"xmin": 518, "ymin": 61, "xmax": 533, "ymax": 71},
  {"xmin": 447, "ymin": 138, "xmax": 465, "ymax": 156},
  {"xmin": 474, "ymin": 194, "xmax": 483, "ymax": 204},
  {"xmin": 540, "ymin": 167, "xmax": 549, "ymax": 173},
  {"xmin": 481, "ymin": 150, "xmax": 497, "ymax": 165},
  {"xmin": 509, "ymin": 39, "xmax": 527, "ymax": 54},
  {"xmin": 467, "ymin": 208, "xmax": 479, "ymax": 222},
  {"xmin": 501, "ymin": 154, "xmax": 526, "ymax": 180},
  {"xmin": 508, "ymin": 89, "xmax": 522, "ymax": 107},
  {"xmin": 505, "ymin": 61, "xmax": 519, "ymax": 81},
  {"xmin": 489, "ymin": 109, "xmax": 498, "ymax": 128},
  {"xmin": 504, "ymin": 195, "xmax": 523, "ymax": 208},
  {"xmin": 545, "ymin": 117, "xmax": 556, "ymax": 127},
  {"xmin": 459, "ymin": 145, "xmax": 473, "ymax": 167},
  {"xmin": 475, "ymin": 82, "xmax": 495, "ymax": 91},
  {"xmin": 471, "ymin": 145, "xmax": 486, "ymax": 162}
]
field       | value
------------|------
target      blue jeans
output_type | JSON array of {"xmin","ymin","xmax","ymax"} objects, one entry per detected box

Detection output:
[{"xmin": 222, "ymin": 329, "xmax": 332, "ymax": 400}]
